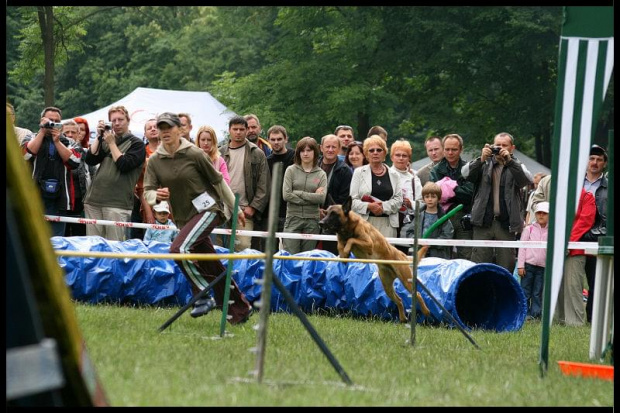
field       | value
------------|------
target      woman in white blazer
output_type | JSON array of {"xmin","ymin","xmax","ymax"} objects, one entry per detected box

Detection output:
[{"xmin": 349, "ymin": 135, "xmax": 403, "ymax": 238}]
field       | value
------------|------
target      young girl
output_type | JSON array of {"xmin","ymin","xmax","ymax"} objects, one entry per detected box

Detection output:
[
  {"xmin": 401, "ymin": 182, "xmax": 454, "ymax": 259},
  {"xmin": 517, "ymin": 201, "xmax": 549, "ymax": 320},
  {"xmin": 282, "ymin": 137, "xmax": 327, "ymax": 254},
  {"xmin": 143, "ymin": 200, "xmax": 177, "ymax": 243}
]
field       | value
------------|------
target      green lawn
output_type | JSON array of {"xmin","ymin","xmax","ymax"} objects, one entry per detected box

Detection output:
[{"xmin": 75, "ymin": 303, "xmax": 613, "ymax": 407}]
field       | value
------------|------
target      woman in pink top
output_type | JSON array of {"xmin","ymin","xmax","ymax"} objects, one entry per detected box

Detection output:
[
  {"xmin": 196, "ymin": 125, "xmax": 230, "ymax": 185},
  {"xmin": 517, "ymin": 201, "xmax": 549, "ymax": 320}
]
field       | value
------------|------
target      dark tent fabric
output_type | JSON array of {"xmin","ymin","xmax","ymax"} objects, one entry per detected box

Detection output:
[{"xmin": 52, "ymin": 236, "xmax": 526, "ymax": 331}]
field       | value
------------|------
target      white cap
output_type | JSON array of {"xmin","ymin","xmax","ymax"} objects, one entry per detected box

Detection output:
[
  {"xmin": 153, "ymin": 201, "xmax": 170, "ymax": 213},
  {"xmin": 535, "ymin": 201, "xmax": 549, "ymax": 214}
]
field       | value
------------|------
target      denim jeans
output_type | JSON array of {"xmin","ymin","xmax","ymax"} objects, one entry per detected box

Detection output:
[
  {"xmin": 521, "ymin": 263, "xmax": 544, "ymax": 318},
  {"xmin": 43, "ymin": 196, "xmax": 66, "ymax": 237}
]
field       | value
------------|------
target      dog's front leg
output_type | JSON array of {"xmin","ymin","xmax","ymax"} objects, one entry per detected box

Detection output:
[
  {"xmin": 342, "ymin": 236, "xmax": 373, "ymax": 258},
  {"xmin": 338, "ymin": 242, "xmax": 349, "ymax": 259}
]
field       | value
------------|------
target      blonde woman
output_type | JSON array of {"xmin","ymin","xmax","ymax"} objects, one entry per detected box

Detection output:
[
  {"xmin": 390, "ymin": 139, "xmax": 423, "ymax": 253},
  {"xmin": 349, "ymin": 135, "xmax": 403, "ymax": 238},
  {"xmin": 196, "ymin": 125, "xmax": 230, "ymax": 185}
]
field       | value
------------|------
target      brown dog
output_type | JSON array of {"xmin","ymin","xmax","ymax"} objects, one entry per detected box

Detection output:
[{"xmin": 319, "ymin": 196, "xmax": 430, "ymax": 322}]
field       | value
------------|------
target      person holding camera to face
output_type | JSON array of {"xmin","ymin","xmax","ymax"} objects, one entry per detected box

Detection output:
[
  {"xmin": 22, "ymin": 106, "xmax": 82, "ymax": 237},
  {"xmin": 83, "ymin": 105, "xmax": 146, "ymax": 241},
  {"xmin": 461, "ymin": 132, "xmax": 533, "ymax": 274}
]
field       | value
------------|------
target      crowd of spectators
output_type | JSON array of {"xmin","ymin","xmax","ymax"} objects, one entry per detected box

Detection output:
[{"xmin": 11, "ymin": 101, "xmax": 608, "ymax": 327}]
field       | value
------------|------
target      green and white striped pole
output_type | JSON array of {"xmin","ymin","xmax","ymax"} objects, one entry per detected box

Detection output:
[{"xmin": 539, "ymin": 6, "xmax": 613, "ymax": 375}]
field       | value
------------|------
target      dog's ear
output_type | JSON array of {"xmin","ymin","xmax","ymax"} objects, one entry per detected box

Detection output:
[
  {"xmin": 327, "ymin": 193, "xmax": 336, "ymax": 207},
  {"xmin": 342, "ymin": 196, "xmax": 352, "ymax": 216}
]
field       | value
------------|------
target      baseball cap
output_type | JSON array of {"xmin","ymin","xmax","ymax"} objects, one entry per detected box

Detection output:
[
  {"xmin": 590, "ymin": 144, "xmax": 608, "ymax": 161},
  {"xmin": 535, "ymin": 201, "xmax": 550, "ymax": 214},
  {"xmin": 153, "ymin": 201, "xmax": 171, "ymax": 213},
  {"xmin": 157, "ymin": 112, "xmax": 181, "ymax": 128}
]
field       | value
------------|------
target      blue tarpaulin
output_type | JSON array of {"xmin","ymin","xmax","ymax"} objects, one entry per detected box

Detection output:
[{"xmin": 52, "ymin": 236, "xmax": 526, "ymax": 331}]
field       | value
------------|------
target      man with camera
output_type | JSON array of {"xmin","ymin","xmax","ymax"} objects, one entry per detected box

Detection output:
[
  {"xmin": 22, "ymin": 106, "xmax": 82, "ymax": 236},
  {"xmin": 83, "ymin": 105, "xmax": 145, "ymax": 241},
  {"xmin": 461, "ymin": 132, "xmax": 533, "ymax": 273}
]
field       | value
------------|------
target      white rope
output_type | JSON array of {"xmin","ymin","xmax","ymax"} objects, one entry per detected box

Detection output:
[{"xmin": 46, "ymin": 215, "xmax": 603, "ymax": 251}]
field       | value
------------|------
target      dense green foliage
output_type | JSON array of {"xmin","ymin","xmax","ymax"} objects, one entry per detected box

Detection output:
[
  {"xmin": 75, "ymin": 303, "xmax": 613, "ymax": 406},
  {"xmin": 6, "ymin": 6, "xmax": 614, "ymax": 163}
]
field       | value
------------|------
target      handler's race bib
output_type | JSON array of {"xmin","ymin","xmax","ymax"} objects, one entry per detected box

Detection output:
[{"xmin": 192, "ymin": 191, "xmax": 216, "ymax": 213}]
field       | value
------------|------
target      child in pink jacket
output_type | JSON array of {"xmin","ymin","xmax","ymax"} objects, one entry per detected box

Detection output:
[{"xmin": 517, "ymin": 201, "xmax": 549, "ymax": 320}]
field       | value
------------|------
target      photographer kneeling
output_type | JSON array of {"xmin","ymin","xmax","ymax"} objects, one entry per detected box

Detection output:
[{"xmin": 461, "ymin": 133, "xmax": 533, "ymax": 274}]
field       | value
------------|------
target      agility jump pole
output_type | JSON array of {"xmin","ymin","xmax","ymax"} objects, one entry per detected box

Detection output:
[
  {"xmin": 410, "ymin": 200, "xmax": 421, "ymax": 346},
  {"xmin": 422, "ymin": 204, "xmax": 463, "ymax": 239},
  {"xmin": 220, "ymin": 194, "xmax": 240, "ymax": 337},
  {"xmin": 408, "ymin": 202, "xmax": 480, "ymax": 349},
  {"xmin": 252, "ymin": 163, "xmax": 353, "ymax": 385},
  {"xmin": 253, "ymin": 163, "xmax": 280, "ymax": 383},
  {"xmin": 157, "ymin": 270, "xmax": 228, "ymax": 333}
]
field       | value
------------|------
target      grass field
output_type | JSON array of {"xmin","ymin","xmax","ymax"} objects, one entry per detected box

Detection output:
[{"xmin": 75, "ymin": 302, "xmax": 613, "ymax": 407}]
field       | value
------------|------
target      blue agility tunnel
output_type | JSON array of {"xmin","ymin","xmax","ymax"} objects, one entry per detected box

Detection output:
[
  {"xmin": 416, "ymin": 257, "xmax": 527, "ymax": 332},
  {"xmin": 52, "ymin": 236, "xmax": 526, "ymax": 332}
]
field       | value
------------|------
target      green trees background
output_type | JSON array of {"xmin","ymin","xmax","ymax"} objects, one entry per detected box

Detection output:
[{"xmin": 6, "ymin": 6, "xmax": 614, "ymax": 164}]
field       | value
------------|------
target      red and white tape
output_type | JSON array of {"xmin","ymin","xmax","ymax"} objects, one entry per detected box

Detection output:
[{"xmin": 45, "ymin": 215, "xmax": 602, "ymax": 251}]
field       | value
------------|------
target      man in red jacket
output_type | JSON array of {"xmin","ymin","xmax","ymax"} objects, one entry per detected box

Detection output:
[{"xmin": 555, "ymin": 188, "xmax": 596, "ymax": 326}]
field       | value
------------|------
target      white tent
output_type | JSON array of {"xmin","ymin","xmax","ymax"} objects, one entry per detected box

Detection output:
[
  {"xmin": 70, "ymin": 87, "xmax": 237, "ymax": 143},
  {"xmin": 411, "ymin": 148, "xmax": 551, "ymax": 177}
]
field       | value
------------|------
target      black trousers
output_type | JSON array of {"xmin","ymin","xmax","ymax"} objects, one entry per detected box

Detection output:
[
  {"xmin": 585, "ymin": 255, "xmax": 597, "ymax": 323},
  {"xmin": 170, "ymin": 211, "xmax": 251, "ymax": 324}
]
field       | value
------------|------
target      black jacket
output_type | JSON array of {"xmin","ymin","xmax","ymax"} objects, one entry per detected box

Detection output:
[
  {"xmin": 580, "ymin": 174, "xmax": 608, "ymax": 241},
  {"xmin": 24, "ymin": 134, "xmax": 82, "ymax": 211},
  {"xmin": 267, "ymin": 149, "xmax": 295, "ymax": 218},
  {"xmin": 319, "ymin": 157, "xmax": 353, "ymax": 208}
]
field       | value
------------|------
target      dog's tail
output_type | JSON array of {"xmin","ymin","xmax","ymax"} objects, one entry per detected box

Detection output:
[{"xmin": 417, "ymin": 245, "xmax": 429, "ymax": 261}]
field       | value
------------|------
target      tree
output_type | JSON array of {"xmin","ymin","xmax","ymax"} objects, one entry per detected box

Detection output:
[
  {"xmin": 9, "ymin": 6, "xmax": 116, "ymax": 107},
  {"xmin": 8, "ymin": 6, "xmax": 611, "ymax": 166}
]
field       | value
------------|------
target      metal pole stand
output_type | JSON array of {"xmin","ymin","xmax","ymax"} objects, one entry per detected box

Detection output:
[
  {"xmin": 251, "ymin": 163, "xmax": 353, "ymax": 385},
  {"xmin": 157, "ymin": 270, "xmax": 229, "ymax": 333},
  {"xmin": 589, "ymin": 236, "xmax": 614, "ymax": 361}
]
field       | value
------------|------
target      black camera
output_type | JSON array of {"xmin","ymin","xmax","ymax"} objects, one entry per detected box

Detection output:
[
  {"xmin": 491, "ymin": 146, "xmax": 502, "ymax": 155},
  {"xmin": 42, "ymin": 121, "xmax": 63, "ymax": 130},
  {"xmin": 99, "ymin": 122, "xmax": 112, "ymax": 139}
]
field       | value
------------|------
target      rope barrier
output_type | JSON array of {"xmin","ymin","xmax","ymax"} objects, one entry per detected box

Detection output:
[{"xmin": 46, "ymin": 215, "xmax": 602, "ymax": 251}]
